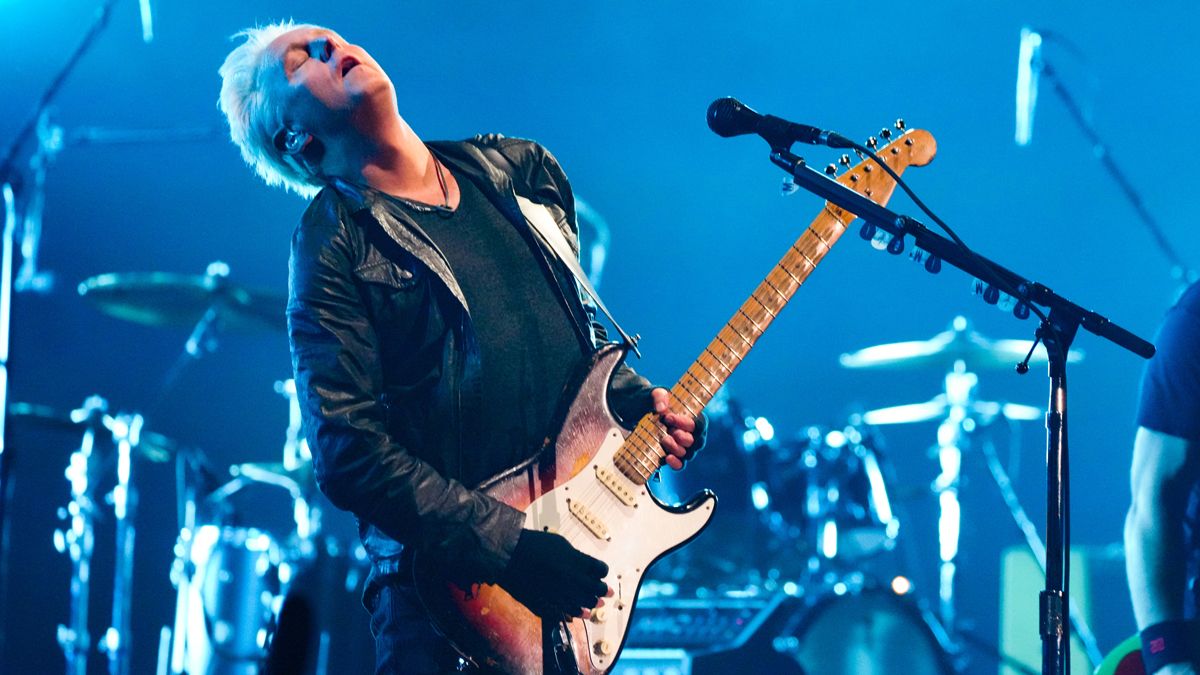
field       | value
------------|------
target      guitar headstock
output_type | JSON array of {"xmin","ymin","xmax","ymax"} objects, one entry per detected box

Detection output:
[{"xmin": 824, "ymin": 120, "xmax": 937, "ymax": 210}]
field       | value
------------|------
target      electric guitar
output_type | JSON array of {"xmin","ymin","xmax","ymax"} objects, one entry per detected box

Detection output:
[{"xmin": 414, "ymin": 125, "xmax": 938, "ymax": 673}]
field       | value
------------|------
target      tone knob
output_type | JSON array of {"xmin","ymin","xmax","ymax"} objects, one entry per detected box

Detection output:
[
  {"xmin": 594, "ymin": 640, "xmax": 614, "ymax": 656},
  {"xmin": 591, "ymin": 607, "xmax": 608, "ymax": 623}
]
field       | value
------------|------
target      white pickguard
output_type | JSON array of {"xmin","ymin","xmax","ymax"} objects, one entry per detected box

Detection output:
[{"xmin": 523, "ymin": 426, "xmax": 716, "ymax": 671}]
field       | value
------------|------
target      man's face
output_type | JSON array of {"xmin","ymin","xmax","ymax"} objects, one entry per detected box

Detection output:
[{"xmin": 263, "ymin": 26, "xmax": 395, "ymax": 138}]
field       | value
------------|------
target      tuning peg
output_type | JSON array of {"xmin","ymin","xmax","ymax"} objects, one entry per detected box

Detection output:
[
  {"xmin": 880, "ymin": 128, "xmax": 893, "ymax": 141},
  {"xmin": 839, "ymin": 154, "xmax": 852, "ymax": 167},
  {"xmin": 866, "ymin": 136, "xmax": 879, "ymax": 150},
  {"xmin": 895, "ymin": 118, "xmax": 906, "ymax": 131},
  {"xmin": 908, "ymin": 247, "xmax": 941, "ymax": 274},
  {"xmin": 982, "ymin": 284, "xmax": 1000, "ymax": 305},
  {"xmin": 1014, "ymin": 302, "xmax": 1031, "ymax": 320},
  {"xmin": 780, "ymin": 176, "xmax": 800, "ymax": 195},
  {"xmin": 859, "ymin": 222, "xmax": 877, "ymax": 240},
  {"xmin": 886, "ymin": 234, "xmax": 905, "ymax": 255},
  {"xmin": 824, "ymin": 163, "xmax": 838, "ymax": 176}
]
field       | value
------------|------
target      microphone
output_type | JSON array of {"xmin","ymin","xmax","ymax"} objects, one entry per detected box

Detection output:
[
  {"xmin": 707, "ymin": 97, "xmax": 854, "ymax": 149},
  {"xmin": 139, "ymin": 0, "xmax": 154, "ymax": 42},
  {"xmin": 1014, "ymin": 27, "xmax": 1042, "ymax": 146}
]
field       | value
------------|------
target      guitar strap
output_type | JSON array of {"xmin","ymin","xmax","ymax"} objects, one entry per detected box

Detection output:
[{"xmin": 482, "ymin": 146, "xmax": 641, "ymax": 357}]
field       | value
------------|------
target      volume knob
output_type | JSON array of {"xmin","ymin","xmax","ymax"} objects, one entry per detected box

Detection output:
[{"xmin": 594, "ymin": 640, "xmax": 614, "ymax": 656}]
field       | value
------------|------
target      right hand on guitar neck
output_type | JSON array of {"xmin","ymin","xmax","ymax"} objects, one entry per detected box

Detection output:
[{"xmin": 499, "ymin": 529, "xmax": 612, "ymax": 620}]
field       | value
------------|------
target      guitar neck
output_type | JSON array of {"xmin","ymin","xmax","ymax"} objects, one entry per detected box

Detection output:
[
  {"xmin": 615, "ymin": 204, "xmax": 853, "ymax": 485},
  {"xmin": 612, "ymin": 128, "xmax": 935, "ymax": 487}
]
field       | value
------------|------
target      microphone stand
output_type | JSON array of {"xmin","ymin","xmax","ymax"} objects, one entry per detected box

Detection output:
[
  {"xmin": 767, "ymin": 148, "xmax": 1154, "ymax": 675},
  {"xmin": 1037, "ymin": 56, "xmax": 1195, "ymax": 288}
]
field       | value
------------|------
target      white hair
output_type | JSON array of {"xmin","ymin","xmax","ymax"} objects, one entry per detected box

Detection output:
[{"xmin": 218, "ymin": 20, "xmax": 323, "ymax": 199}]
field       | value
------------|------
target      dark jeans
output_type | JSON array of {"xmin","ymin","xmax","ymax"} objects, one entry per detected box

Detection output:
[{"xmin": 365, "ymin": 574, "xmax": 469, "ymax": 675}]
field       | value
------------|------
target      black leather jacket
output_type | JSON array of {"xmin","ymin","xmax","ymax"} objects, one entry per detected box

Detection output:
[{"xmin": 287, "ymin": 135, "xmax": 657, "ymax": 582}]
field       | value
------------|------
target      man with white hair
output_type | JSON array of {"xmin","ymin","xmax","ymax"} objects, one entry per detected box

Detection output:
[{"xmin": 218, "ymin": 22, "xmax": 703, "ymax": 673}]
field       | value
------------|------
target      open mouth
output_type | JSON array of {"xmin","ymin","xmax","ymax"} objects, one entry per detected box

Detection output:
[{"xmin": 340, "ymin": 57, "xmax": 361, "ymax": 77}]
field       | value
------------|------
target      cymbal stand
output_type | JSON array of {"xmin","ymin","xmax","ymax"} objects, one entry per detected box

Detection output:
[
  {"xmin": 165, "ymin": 447, "xmax": 210, "ymax": 675},
  {"xmin": 152, "ymin": 262, "xmax": 232, "ymax": 415},
  {"xmin": 979, "ymin": 430, "xmax": 1102, "ymax": 666},
  {"xmin": 100, "ymin": 412, "xmax": 143, "ymax": 675},
  {"xmin": 930, "ymin": 360, "xmax": 975, "ymax": 636},
  {"xmin": 54, "ymin": 396, "xmax": 108, "ymax": 675},
  {"xmin": 275, "ymin": 378, "xmax": 319, "ymax": 541}
]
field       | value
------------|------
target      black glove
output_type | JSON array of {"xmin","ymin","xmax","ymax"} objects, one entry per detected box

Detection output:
[{"xmin": 498, "ymin": 529, "xmax": 609, "ymax": 619}]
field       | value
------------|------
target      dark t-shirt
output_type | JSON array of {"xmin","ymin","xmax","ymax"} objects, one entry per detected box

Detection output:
[
  {"xmin": 404, "ymin": 170, "xmax": 586, "ymax": 478},
  {"xmin": 1137, "ymin": 282, "xmax": 1200, "ymax": 441},
  {"xmin": 1136, "ymin": 281, "xmax": 1200, "ymax": 617}
]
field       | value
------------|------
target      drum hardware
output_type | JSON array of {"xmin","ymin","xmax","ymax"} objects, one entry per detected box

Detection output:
[
  {"xmin": 45, "ymin": 394, "xmax": 172, "ymax": 675},
  {"xmin": 162, "ymin": 378, "xmax": 373, "ymax": 675},
  {"xmin": 841, "ymin": 315, "xmax": 1104, "ymax": 670}
]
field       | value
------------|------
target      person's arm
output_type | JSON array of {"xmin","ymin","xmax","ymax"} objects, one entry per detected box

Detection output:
[
  {"xmin": 1125, "ymin": 426, "xmax": 1200, "ymax": 675},
  {"xmin": 287, "ymin": 200, "xmax": 524, "ymax": 584},
  {"xmin": 1125, "ymin": 426, "xmax": 1199, "ymax": 628}
]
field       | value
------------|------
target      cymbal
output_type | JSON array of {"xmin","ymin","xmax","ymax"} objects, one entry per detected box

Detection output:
[
  {"xmin": 839, "ymin": 316, "xmax": 1083, "ymax": 371},
  {"xmin": 78, "ymin": 270, "xmax": 286, "ymax": 333},
  {"xmin": 862, "ymin": 396, "xmax": 1043, "ymax": 426},
  {"xmin": 7, "ymin": 402, "xmax": 174, "ymax": 462}
]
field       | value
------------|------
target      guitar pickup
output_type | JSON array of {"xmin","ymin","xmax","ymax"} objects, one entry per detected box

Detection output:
[
  {"xmin": 596, "ymin": 465, "xmax": 637, "ymax": 507},
  {"xmin": 569, "ymin": 499, "xmax": 610, "ymax": 540}
]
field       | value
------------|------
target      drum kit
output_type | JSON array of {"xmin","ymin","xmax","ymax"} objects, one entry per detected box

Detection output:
[
  {"xmin": 11, "ymin": 263, "xmax": 370, "ymax": 675},
  {"xmin": 18, "ymin": 257, "xmax": 1080, "ymax": 675},
  {"xmin": 642, "ymin": 315, "xmax": 1079, "ymax": 675}
]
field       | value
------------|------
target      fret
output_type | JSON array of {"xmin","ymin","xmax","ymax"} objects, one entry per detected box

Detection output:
[
  {"xmin": 674, "ymin": 378, "xmax": 707, "ymax": 409},
  {"xmin": 747, "ymin": 294, "xmax": 778, "ymax": 319},
  {"xmin": 777, "ymin": 262, "xmax": 802, "ymax": 285},
  {"xmin": 713, "ymin": 332, "xmax": 743, "ymax": 363},
  {"xmin": 766, "ymin": 267, "xmax": 799, "ymax": 296},
  {"xmin": 736, "ymin": 307, "xmax": 766, "ymax": 335},
  {"xmin": 683, "ymin": 371, "xmax": 716, "ymax": 399},
  {"xmin": 725, "ymin": 322, "xmax": 754, "ymax": 347},
  {"xmin": 761, "ymin": 277, "xmax": 788, "ymax": 302},
  {"xmin": 690, "ymin": 361, "xmax": 720, "ymax": 390},
  {"xmin": 701, "ymin": 348, "xmax": 734, "ymax": 378},
  {"xmin": 790, "ymin": 243, "xmax": 818, "ymax": 270},
  {"xmin": 808, "ymin": 226, "xmax": 833, "ymax": 251}
]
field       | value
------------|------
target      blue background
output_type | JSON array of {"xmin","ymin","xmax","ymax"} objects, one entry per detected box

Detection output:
[{"xmin": 2, "ymin": 1, "xmax": 1195, "ymax": 671}]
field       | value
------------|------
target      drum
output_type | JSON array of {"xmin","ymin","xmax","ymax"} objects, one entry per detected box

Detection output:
[
  {"xmin": 777, "ymin": 587, "xmax": 954, "ymax": 675},
  {"xmin": 765, "ymin": 424, "xmax": 899, "ymax": 561},
  {"xmin": 178, "ymin": 525, "xmax": 282, "ymax": 675}
]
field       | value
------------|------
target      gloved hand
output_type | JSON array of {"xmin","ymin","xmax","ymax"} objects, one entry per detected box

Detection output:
[{"xmin": 498, "ymin": 529, "xmax": 609, "ymax": 619}]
